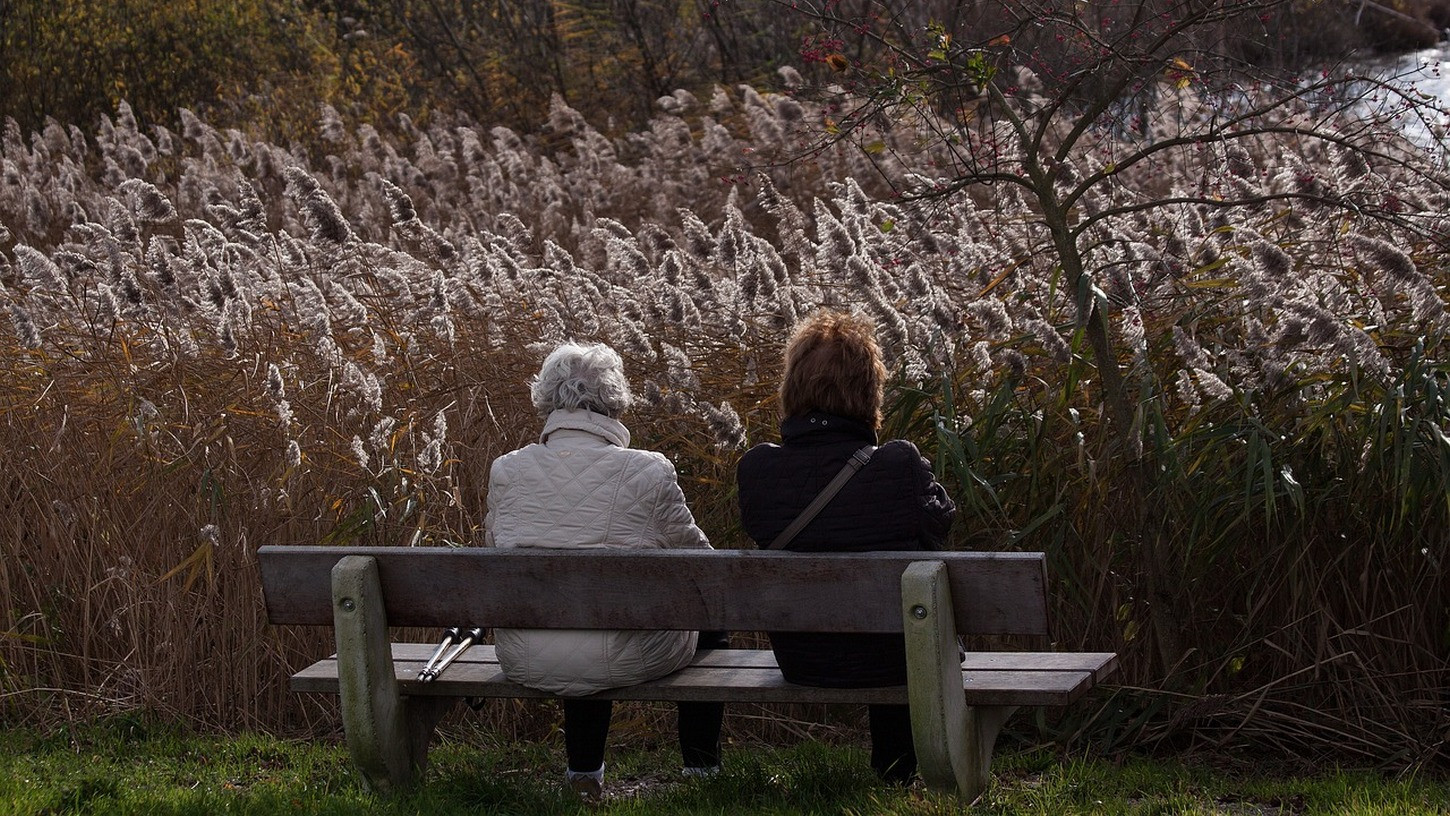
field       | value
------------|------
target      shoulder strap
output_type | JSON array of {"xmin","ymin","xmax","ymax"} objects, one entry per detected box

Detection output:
[{"xmin": 768, "ymin": 445, "xmax": 875, "ymax": 550}]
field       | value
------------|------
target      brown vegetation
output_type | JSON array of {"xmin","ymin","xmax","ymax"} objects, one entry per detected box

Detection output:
[{"xmin": 0, "ymin": 0, "xmax": 1447, "ymax": 770}]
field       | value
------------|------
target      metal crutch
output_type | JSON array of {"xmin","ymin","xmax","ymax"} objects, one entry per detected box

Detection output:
[
  {"xmin": 418, "ymin": 627, "xmax": 462, "ymax": 681},
  {"xmin": 422, "ymin": 627, "xmax": 484, "ymax": 682}
]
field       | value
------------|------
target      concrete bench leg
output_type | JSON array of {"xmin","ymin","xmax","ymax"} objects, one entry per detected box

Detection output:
[
  {"xmin": 901, "ymin": 560, "xmax": 1017, "ymax": 802},
  {"xmin": 332, "ymin": 555, "xmax": 453, "ymax": 795}
]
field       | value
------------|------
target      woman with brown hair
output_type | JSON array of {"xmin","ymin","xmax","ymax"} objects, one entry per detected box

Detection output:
[{"xmin": 736, "ymin": 309, "xmax": 956, "ymax": 785}]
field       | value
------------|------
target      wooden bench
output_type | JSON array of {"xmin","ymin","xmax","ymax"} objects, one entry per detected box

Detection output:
[{"xmin": 258, "ymin": 546, "xmax": 1117, "ymax": 801}]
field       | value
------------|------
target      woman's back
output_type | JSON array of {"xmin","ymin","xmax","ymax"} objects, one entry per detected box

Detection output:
[
  {"xmin": 486, "ymin": 409, "xmax": 708, "ymax": 552},
  {"xmin": 737, "ymin": 411, "xmax": 954, "ymax": 688},
  {"xmin": 486, "ymin": 409, "xmax": 709, "ymax": 696},
  {"xmin": 737, "ymin": 412, "xmax": 953, "ymax": 552}
]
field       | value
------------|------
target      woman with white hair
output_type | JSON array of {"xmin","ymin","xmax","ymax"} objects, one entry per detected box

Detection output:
[{"xmin": 484, "ymin": 342, "xmax": 724, "ymax": 801}]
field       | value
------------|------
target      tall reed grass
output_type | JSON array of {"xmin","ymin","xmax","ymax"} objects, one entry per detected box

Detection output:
[{"xmin": 0, "ymin": 79, "xmax": 1445, "ymax": 767}]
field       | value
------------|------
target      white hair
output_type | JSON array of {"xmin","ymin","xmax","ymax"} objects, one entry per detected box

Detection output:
[{"xmin": 530, "ymin": 342, "xmax": 633, "ymax": 417}]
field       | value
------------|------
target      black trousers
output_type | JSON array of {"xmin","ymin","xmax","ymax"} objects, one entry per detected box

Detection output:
[
  {"xmin": 562, "ymin": 631, "xmax": 728, "ymax": 773},
  {"xmin": 562, "ymin": 698, "xmax": 725, "ymax": 772},
  {"xmin": 867, "ymin": 704, "xmax": 916, "ymax": 784}
]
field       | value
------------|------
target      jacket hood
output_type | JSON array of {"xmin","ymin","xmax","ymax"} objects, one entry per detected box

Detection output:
[{"xmin": 540, "ymin": 408, "xmax": 631, "ymax": 448}]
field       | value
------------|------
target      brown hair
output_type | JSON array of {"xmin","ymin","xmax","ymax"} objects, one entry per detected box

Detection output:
[{"xmin": 779, "ymin": 310, "xmax": 886, "ymax": 429}]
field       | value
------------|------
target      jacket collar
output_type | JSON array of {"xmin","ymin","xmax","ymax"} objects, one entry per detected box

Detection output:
[
  {"xmin": 780, "ymin": 411, "xmax": 877, "ymax": 446},
  {"xmin": 540, "ymin": 408, "xmax": 631, "ymax": 447}
]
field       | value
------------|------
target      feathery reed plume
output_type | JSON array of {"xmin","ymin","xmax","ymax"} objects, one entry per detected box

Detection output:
[
  {"xmin": 661, "ymin": 343, "xmax": 700, "ymax": 391},
  {"xmin": 1225, "ymin": 143, "xmax": 1257, "ymax": 179},
  {"xmin": 380, "ymin": 178, "xmax": 418, "ymax": 224},
  {"xmin": 1192, "ymin": 368, "xmax": 1234, "ymax": 402},
  {"xmin": 1348, "ymin": 233, "xmax": 1419, "ymax": 284},
  {"xmin": 1025, "ymin": 318, "xmax": 1071, "ymax": 363},
  {"xmin": 283, "ymin": 166, "xmax": 354, "ymax": 245},
  {"xmin": 14, "ymin": 244, "xmax": 68, "ymax": 293},
  {"xmin": 117, "ymin": 179, "xmax": 177, "ymax": 224},
  {"xmin": 7, "ymin": 303, "xmax": 42, "ymax": 348},
  {"xmin": 429, "ymin": 270, "xmax": 454, "ymax": 342},
  {"xmin": 702, "ymin": 400, "xmax": 747, "ymax": 450},
  {"xmin": 320, "ymin": 105, "xmax": 347, "ymax": 144},
  {"xmin": 1172, "ymin": 325, "xmax": 1213, "ymax": 370},
  {"xmin": 967, "ymin": 298, "xmax": 1012, "ymax": 340}
]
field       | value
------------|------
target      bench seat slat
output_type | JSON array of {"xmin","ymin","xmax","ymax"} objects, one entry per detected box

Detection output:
[
  {"xmin": 959, "ymin": 651, "xmax": 1119, "ymax": 683},
  {"xmin": 290, "ymin": 645, "xmax": 1109, "ymax": 707},
  {"xmin": 367, "ymin": 643, "xmax": 1117, "ymax": 680}
]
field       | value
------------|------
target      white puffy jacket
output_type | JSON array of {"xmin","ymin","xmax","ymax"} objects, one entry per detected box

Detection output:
[{"xmin": 485, "ymin": 408, "xmax": 710, "ymax": 696}]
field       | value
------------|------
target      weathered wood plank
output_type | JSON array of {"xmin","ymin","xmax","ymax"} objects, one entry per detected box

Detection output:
[
  {"xmin": 375, "ymin": 643, "xmax": 1116, "ymax": 679},
  {"xmin": 378, "ymin": 643, "xmax": 784, "ymax": 670},
  {"xmin": 959, "ymin": 652, "xmax": 1119, "ymax": 682},
  {"xmin": 259, "ymin": 547, "xmax": 1050, "ymax": 636},
  {"xmin": 291, "ymin": 652, "xmax": 1099, "ymax": 707}
]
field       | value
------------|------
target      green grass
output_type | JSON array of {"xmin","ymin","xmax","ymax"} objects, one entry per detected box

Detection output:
[{"xmin": 1, "ymin": 717, "xmax": 1445, "ymax": 815}]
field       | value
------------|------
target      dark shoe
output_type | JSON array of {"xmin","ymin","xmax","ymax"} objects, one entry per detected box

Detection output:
[{"xmin": 568, "ymin": 774, "xmax": 603, "ymax": 804}]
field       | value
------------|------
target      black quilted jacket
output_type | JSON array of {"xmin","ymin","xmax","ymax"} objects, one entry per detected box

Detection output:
[{"xmin": 737, "ymin": 411, "xmax": 956, "ymax": 687}]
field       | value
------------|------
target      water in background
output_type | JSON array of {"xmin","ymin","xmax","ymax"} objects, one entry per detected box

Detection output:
[{"xmin": 1366, "ymin": 42, "xmax": 1450, "ymax": 148}]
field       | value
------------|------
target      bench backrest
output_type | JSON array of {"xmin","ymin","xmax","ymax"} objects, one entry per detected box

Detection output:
[{"xmin": 258, "ymin": 546, "xmax": 1050, "ymax": 636}]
